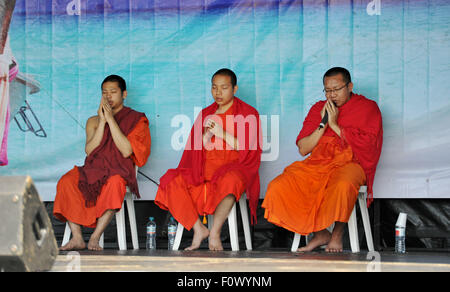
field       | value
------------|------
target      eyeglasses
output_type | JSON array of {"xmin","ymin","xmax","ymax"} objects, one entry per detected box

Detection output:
[{"xmin": 323, "ymin": 82, "xmax": 349, "ymax": 95}]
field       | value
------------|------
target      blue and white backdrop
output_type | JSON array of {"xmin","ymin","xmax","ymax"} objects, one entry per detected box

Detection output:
[{"xmin": 1, "ymin": 0, "xmax": 449, "ymax": 201}]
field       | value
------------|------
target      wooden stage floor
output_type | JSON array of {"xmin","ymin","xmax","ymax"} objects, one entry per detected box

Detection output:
[{"xmin": 52, "ymin": 249, "xmax": 450, "ymax": 272}]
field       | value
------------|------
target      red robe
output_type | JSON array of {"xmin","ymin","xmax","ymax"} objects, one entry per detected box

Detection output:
[
  {"xmin": 297, "ymin": 93, "xmax": 383, "ymax": 205},
  {"xmin": 156, "ymin": 97, "xmax": 262, "ymax": 229},
  {"xmin": 53, "ymin": 114, "xmax": 151, "ymax": 228}
]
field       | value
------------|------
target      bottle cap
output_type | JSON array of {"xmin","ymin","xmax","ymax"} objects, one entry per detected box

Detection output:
[{"xmin": 395, "ymin": 212, "xmax": 407, "ymax": 227}]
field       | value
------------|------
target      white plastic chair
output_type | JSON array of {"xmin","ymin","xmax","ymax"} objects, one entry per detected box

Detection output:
[
  {"xmin": 291, "ymin": 185, "xmax": 374, "ymax": 253},
  {"xmin": 62, "ymin": 167, "xmax": 140, "ymax": 251},
  {"xmin": 172, "ymin": 193, "xmax": 252, "ymax": 251}
]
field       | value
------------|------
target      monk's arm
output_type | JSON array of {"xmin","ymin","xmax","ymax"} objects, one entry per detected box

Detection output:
[
  {"xmin": 107, "ymin": 117, "xmax": 133, "ymax": 158},
  {"xmin": 297, "ymin": 127, "xmax": 325, "ymax": 156},
  {"xmin": 223, "ymin": 130, "xmax": 239, "ymax": 150},
  {"xmin": 203, "ymin": 130, "xmax": 213, "ymax": 147},
  {"xmin": 328, "ymin": 123, "xmax": 341, "ymax": 138},
  {"xmin": 297, "ymin": 100, "xmax": 342, "ymax": 155},
  {"xmin": 85, "ymin": 117, "xmax": 106, "ymax": 156},
  {"xmin": 204, "ymin": 119, "xmax": 239, "ymax": 150},
  {"xmin": 203, "ymin": 129, "xmax": 238, "ymax": 150}
]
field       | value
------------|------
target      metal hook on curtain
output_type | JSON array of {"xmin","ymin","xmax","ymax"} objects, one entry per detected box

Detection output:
[{"xmin": 14, "ymin": 100, "xmax": 47, "ymax": 138}]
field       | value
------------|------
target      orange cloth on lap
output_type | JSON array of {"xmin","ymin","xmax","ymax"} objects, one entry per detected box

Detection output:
[{"xmin": 262, "ymin": 135, "xmax": 366, "ymax": 235}]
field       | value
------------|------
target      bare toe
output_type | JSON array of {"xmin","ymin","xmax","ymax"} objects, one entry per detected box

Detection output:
[
  {"xmin": 87, "ymin": 237, "xmax": 103, "ymax": 251},
  {"xmin": 296, "ymin": 230, "xmax": 331, "ymax": 252},
  {"xmin": 185, "ymin": 226, "xmax": 209, "ymax": 251},
  {"xmin": 208, "ymin": 235, "xmax": 223, "ymax": 251},
  {"xmin": 325, "ymin": 241, "xmax": 343, "ymax": 253},
  {"xmin": 60, "ymin": 238, "xmax": 86, "ymax": 251}
]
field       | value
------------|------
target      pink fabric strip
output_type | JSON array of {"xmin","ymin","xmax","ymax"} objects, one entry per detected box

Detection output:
[{"xmin": 0, "ymin": 104, "xmax": 10, "ymax": 166}]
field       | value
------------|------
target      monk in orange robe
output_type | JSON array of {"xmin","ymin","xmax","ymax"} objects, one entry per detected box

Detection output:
[
  {"xmin": 54, "ymin": 75, "xmax": 151, "ymax": 251},
  {"xmin": 155, "ymin": 68, "xmax": 262, "ymax": 251},
  {"xmin": 262, "ymin": 67, "xmax": 383, "ymax": 252}
]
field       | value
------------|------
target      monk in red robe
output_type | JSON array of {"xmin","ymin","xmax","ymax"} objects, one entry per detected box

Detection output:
[
  {"xmin": 262, "ymin": 67, "xmax": 383, "ymax": 252},
  {"xmin": 155, "ymin": 68, "xmax": 262, "ymax": 251},
  {"xmin": 54, "ymin": 75, "xmax": 151, "ymax": 251}
]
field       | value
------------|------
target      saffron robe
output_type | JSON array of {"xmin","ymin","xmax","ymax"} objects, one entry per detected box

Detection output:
[
  {"xmin": 262, "ymin": 93, "xmax": 382, "ymax": 235},
  {"xmin": 155, "ymin": 97, "xmax": 262, "ymax": 230},
  {"xmin": 53, "ymin": 115, "xmax": 151, "ymax": 228}
]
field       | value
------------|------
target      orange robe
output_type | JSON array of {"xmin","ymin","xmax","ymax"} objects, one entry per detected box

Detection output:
[
  {"xmin": 155, "ymin": 107, "xmax": 246, "ymax": 231},
  {"xmin": 262, "ymin": 135, "xmax": 366, "ymax": 235},
  {"xmin": 53, "ymin": 116, "xmax": 151, "ymax": 228}
]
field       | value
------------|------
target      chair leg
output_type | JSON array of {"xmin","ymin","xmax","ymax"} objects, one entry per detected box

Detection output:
[
  {"xmin": 238, "ymin": 194, "xmax": 252, "ymax": 251},
  {"xmin": 327, "ymin": 222, "xmax": 335, "ymax": 232},
  {"xmin": 125, "ymin": 193, "xmax": 139, "ymax": 250},
  {"xmin": 291, "ymin": 233, "xmax": 301, "ymax": 252},
  {"xmin": 207, "ymin": 215, "xmax": 214, "ymax": 230},
  {"xmin": 305, "ymin": 233, "xmax": 313, "ymax": 245},
  {"xmin": 99, "ymin": 233, "xmax": 104, "ymax": 248},
  {"xmin": 173, "ymin": 223, "xmax": 184, "ymax": 251},
  {"xmin": 115, "ymin": 201, "xmax": 127, "ymax": 250},
  {"xmin": 62, "ymin": 222, "xmax": 71, "ymax": 246},
  {"xmin": 358, "ymin": 192, "xmax": 374, "ymax": 252},
  {"xmin": 228, "ymin": 202, "xmax": 239, "ymax": 251},
  {"xmin": 347, "ymin": 205, "xmax": 360, "ymax": 253}
]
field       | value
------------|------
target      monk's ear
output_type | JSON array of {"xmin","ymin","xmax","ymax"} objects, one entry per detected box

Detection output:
[
  {"xmin": 233, "ymin": 85, "xmax": 238, "ymax": 95},
  {"xmin": 347, "ymin": 82, "xmax": 353, "ymax": 92}
]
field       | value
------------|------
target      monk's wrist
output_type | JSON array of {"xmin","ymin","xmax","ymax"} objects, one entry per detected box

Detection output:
[
  {"xmin": 97, "ymin": 119, "xmax": 106, "ymax": 129},
  {"xmin": 330, "ymin": 123, "xmax": 341, "ymax": 137},
  {"xmin": 215, "ymin": 129, "xmax": 224, "ymax": 139},
  {"xmin": 105, "ymin": 116, "xmax": 116, "ymax": 125}
]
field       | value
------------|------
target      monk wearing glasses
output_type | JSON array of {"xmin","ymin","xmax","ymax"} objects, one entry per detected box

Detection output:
[{"xmin": 262, "ymin": 67, "xmax": 383, "ymax": 252}]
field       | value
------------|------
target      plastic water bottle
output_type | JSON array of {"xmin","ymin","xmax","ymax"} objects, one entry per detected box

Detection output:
[
  {"xmin": 395, "ymin": 212, "xmax": 407, "ymax": 254},
  {"xmin": 167, "ymin": 217, "xmax": 177, "ymax": 250},
  {"xmin": 146, "ymin": 217, "xmax": 156, "ymax": 250}
]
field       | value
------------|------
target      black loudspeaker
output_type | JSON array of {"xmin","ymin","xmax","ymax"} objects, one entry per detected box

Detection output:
[{"xmin": 0, "ymin": 176, "xmax": 58, "ymax": 272}]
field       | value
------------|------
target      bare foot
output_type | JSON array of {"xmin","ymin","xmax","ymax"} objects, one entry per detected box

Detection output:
[
  {"xmin": 325, "ymin": 234, "xmax": 343, "ymax": 253},
  {"xmin": 185, "ymin": 224, "xmax": 210, "ymax": 251},
  {"xmin": 60, "ymin": 237, "xmax": 86, "ymax": 251},
  {"xmin": 87, "ymin": 236, "xmax": 103, "ymax": 251},
  {"xmin": 208, "ymin": 233, "xmax": 223, "ymax": 251},
  {"xmin": 297, "ymin": 229, "xmax": 331, "ymax": 252},
  {"xmin": 325, "ymin": 222, "xmax": 345, "ymax": 253}
]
